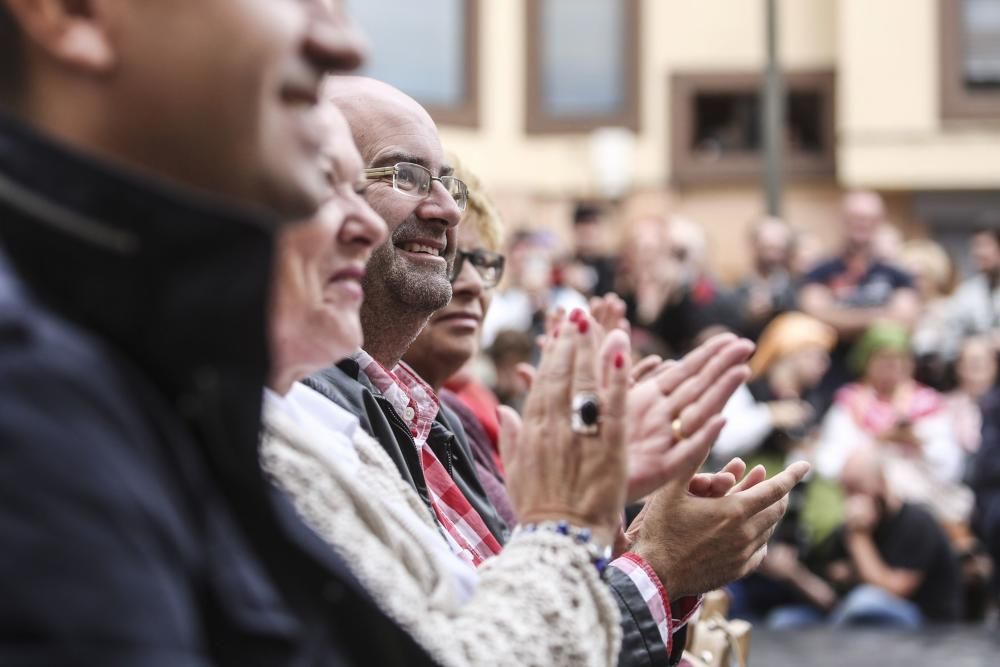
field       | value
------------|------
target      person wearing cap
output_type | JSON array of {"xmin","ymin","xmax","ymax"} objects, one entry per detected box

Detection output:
[
  {"xmin": 713, "ymin": 312, "xmax": 837, "ymax": 470},
  {"xmin": 814, "ymin": 323, "xmax": 971, "ymax": 527}
]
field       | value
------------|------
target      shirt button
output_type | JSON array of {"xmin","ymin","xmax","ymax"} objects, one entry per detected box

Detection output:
[{"xmin": 403, "ymin": 407, "xmax": 415, "ymax": 421}]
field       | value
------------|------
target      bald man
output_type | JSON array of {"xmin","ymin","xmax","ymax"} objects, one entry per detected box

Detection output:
[
  {"xmin": 798, "ymin": 191, "xmax": 919, "ymax": 407},
  {"xmin": 782, "ymin": 449, "xmax": 961, "ymax": 628},
  {"xmin": 306, "ymin": 77, "xmax": 709, "ymax": 666},
  {"xmin": 734, "ymin": 217, "xmax": 797, "ymax": 340}
]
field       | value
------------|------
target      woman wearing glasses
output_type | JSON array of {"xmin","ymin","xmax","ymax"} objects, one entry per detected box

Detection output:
[
  {"xmin": 401, "ymin": 158, "xmax": 517, "ymax": 527},
  {"xmin": 264, "ymin": 110, "xmax": 627, "ymax": 666}
]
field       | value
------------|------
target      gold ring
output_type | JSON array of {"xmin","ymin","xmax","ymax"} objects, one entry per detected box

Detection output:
[{"xmin": 671, "ymin": 418, "xmax": 685, "ymax": 440}]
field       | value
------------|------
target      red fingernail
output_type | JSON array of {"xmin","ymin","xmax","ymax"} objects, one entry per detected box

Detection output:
[
  {"xmin": 569, "ymin": 308, "xmax": 583, "ymax": 323},
  {"xmin": 577, "ymin": 319, "xmax": 589, "ymax": 334},
  {"xmin": 614, "ymin": 353, "xmax": 625, "ymax": 369},
  {"xmin": 553, "ymin": 326, "xmax": 560, "ymax": 338}
]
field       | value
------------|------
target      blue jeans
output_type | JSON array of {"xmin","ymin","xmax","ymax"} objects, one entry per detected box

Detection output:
[{"xmin": 767, "ymin": 585, "xmax": 924, "ymax": 629}]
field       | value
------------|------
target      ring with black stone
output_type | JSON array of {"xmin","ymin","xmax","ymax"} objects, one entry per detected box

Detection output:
[{"xmin": 570, "ymin": 392, "xmax": 601, "ymax": 436}]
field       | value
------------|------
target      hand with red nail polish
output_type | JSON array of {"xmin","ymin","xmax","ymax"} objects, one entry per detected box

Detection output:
[{"xmin": 497, "ymin": 314, "xmax": 632, "ymax": 549}]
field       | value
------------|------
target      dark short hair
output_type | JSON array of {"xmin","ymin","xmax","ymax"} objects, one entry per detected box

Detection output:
[
  {"xmin": 573, "ymin": 202, "xmax": 605, "ymax": 225},
  {"xmin": 488, "ymin": 330, "xmax": 535, "ymax": 365},
  {"xmin": 972, "ymin": 225, "xmax": 1000, "ymax": 245},
  {"xmin": 0, "ymin": 6, "xmax": 20, "ymax": 100}
]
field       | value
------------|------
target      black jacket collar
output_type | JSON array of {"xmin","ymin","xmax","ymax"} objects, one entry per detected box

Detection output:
[{"xmin": 0, "ymin": 113, "xmax": 276, "ymax": 403}]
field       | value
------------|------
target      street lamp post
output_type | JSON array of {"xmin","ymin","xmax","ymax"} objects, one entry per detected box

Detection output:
[{"xmin": 762, "ymin": 0, "xmax": 784, "ymax": 216}]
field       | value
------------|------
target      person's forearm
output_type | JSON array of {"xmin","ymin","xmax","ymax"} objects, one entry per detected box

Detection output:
[
  {"xmin": 786, "ymin": 564, "xmax": 836, "ymax": 610},
  {"xmin": 807, "ymin": 305, "xmax": 887, "ymax": 337},
  {"xmin": 845, "ymin": 530, "xmax": 916, "ymax": 599}
]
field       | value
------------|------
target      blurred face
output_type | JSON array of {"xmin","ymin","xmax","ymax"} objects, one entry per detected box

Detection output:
[
  {"xmin": 270, "ymin": 106, "xmax": 387, "ymax": 385},
  {"xmin": 842, "ymin": 192, "xmax": 885, "ymax": 251},
  {"xmin": 404, "ymin": 224, "xmax": 495, "ymax": 384},
  {"xmin": 105, "ymin": 0, "xmax": 364, "ymax": 219},
  {"xmin": 574, "ymin": 220, "xmax": 605, "ymax": 257},
  {"xmin": 901, "ymin": 257, "xmax": 934, "ymax": 300},
  {"xmin": 791, "ymin": 233, "xmax": 823, "ymax": 276},
  {"xmin": 754, "ymin": 221, "xmax": 792, "ymax": 273},
  {"xmin": 956, "ymin": 338, "xmax": 998, "ymax": 396},
  {"xmin": 865, "ymin": 348, "xmax": 909, "ymax": 395},
  {"xmin": 790, "ymin": 345, "xmax": 831, "ymax": 389},
  {"xmin": 971, "ymin": 232, "xmax": 1000, "ymax": 275},
  {"xmin": 358, "ymin": 94, "xmax": 463, "ymax": 315}
]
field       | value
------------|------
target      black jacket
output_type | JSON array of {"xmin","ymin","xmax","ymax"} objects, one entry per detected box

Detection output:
[
  {"xmin": 306, "ymin": 362, "xmax": 680, "ymax": 667},
  {"xmin": 0, "ymin": 115, "xmax": 439, "ymax": 666},
  {"xmin": 972, "ymin": 388, "xmax": 1000, "ymax": 593}
]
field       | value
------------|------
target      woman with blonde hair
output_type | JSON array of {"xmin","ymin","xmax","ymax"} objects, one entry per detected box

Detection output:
[
  {"xmin": 403, "ymin": 154, "xmax": 516, "ymax": 525},
  {"xmin": 899, "ymin": 238, "xmax": 957, "ymax": 382},
  {"xmin": 713, "ymin": 312, "xmax": 837, "ymax": 468}
]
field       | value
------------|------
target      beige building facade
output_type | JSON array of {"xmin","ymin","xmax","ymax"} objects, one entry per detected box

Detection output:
[{"xmin": 351, "ymin": 0, "xmax": 1000, "ymax": 281}]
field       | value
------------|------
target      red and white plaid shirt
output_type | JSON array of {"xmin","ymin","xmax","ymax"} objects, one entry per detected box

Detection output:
[
  {"xmin": 355, "ymin": 351, "xmax": 502, "ymax": 566},
  {"xmin": 609, "ymin": 553, "xmax": 702, "ymax": 657},
  {"xmin": 355, "ymin": 351, "xmax": 692, "ymax": 654}
]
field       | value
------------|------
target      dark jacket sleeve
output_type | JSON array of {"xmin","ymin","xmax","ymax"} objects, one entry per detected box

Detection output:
[
  {"xmin": 605, "ymin": 567, "xmax": 673, "ymax": 667},
  {"xmin": 972, "ymin": 389, "xmax": 1000, "ymax": 558},
  {"xmin": 0, "ymin": 350, "xmax": 210, "ymax": 666}
]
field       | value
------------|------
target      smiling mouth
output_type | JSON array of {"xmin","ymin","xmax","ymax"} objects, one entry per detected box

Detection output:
[
  {"xmin": 436, "ymin": 312, "xmax": 480, "ymax": 324},
  {"xmin": 398, "ymin": 242, "xmax": 443, "ymax": 257}
]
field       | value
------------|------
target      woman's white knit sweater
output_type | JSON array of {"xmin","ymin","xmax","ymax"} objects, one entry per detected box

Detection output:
[{"xmin": 261, "ymin": 400, "xmax": 621, "ymax": 667}]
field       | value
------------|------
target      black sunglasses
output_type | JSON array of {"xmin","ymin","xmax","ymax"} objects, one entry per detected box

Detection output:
[{"xmin": 450, "ymin": 249, "xmax": 505, "ymax": 288}]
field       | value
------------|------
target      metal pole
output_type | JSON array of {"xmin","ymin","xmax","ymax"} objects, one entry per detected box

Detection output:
[{"xmin": 762, "ymin": 0, "xmax": 784, "ymax": 216}]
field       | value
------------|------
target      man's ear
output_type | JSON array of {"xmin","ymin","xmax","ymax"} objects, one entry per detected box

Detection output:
[{"xmin": 4, "ymin": 0, "xmax": 114, "ymax": 73}]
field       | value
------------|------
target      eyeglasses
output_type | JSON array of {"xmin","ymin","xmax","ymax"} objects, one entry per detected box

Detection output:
[
  {"xmin": 363, "ymin": 162, "xmax": 468, "ymax": 212},
  {"xmin": 450, "ymin": 249, "xmax": 505, "ymax": 288}
]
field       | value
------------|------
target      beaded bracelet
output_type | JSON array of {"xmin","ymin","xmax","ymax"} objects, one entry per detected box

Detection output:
[{"xmin": 510, "ymin": 520, "xmax": 613, "ymax": 575}]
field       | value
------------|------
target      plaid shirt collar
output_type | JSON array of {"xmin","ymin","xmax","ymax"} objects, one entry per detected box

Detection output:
[{"xmin": 353, "ymin": 350, "xmax": 440, "ymax": 447}]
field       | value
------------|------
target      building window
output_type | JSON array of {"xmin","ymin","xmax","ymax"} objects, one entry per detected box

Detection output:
[
  {"xmin": 525, "ymin": 0, "xmax": 640, "ymax": 134},
  {"xmin": 345, "ymin": 0, "xmax": 479, "ymax": 127},
  {"xmin": 941, "ymin": 0, "xmax": 1000, "ymax": 120},
  {"xmin": 670, "ymin": 71, "xmax": 836, "ymax": 186}
]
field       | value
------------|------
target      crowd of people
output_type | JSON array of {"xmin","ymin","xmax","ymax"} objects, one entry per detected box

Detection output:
[
  {"xmin": 1, "ymin": 3, "xmax": 997, "ymax": 667},
  {"xmin": 480, "ymin": 188, "xmax": 1000, "ymax": 630},
  {"xmin": 0, "ymin": 3, "xmax": 810, "ymax": 667}
]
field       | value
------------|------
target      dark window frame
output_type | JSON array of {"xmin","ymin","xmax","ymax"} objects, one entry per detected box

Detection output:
[
  {"xmin": 939, "ymin": 0, "xmax": 1000, "ymax": 121},
  {"xmin": 524, "ymin": 0, "xmax": 641, "ymax": 134},
  {"xmin": 669, "ymin": 70, "xmax": 836, "ymax": 186}
]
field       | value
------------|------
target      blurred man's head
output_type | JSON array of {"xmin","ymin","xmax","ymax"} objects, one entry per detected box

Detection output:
[
  {"xmin": 1, "ymin": 0, "xmax": 365, "ymax": 220},
  {"xmin": 572, "ymin": 202, "xmax": 608, "ymax": 259},
  {"xmin": 328, "ymin": 77, "xmax": 464, "ymax": 363},
  {"xmin": 970, "ymin": 228, "xmax": 1000, "ymax": 278},
  {"xmin": 667, "ymin": 215, "xmax": 707, "ymax": 279},
  {"xmin": 842, "ymin": 190, "xmax": 886, "ymax": 254},
  {"xmin": 841, "ymin": 447, "xmax": 889, "ymax": 505},
  {"xmin": 956, "ymin": 335, "xmax": 998, "ymax": 398},
  {"xmin": 750, "ymin": 216, "xmax": 793, "ymax": 276}
]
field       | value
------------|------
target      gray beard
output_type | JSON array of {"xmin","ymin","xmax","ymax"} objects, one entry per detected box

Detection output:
[{"xmin": 363, "ymin": 240, "xmax": 453, "ymax": 313}]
